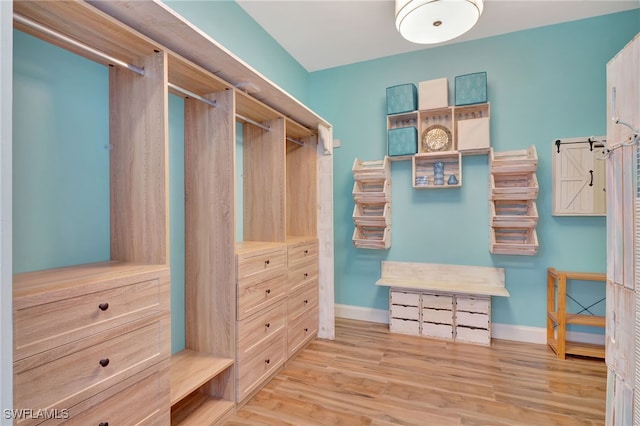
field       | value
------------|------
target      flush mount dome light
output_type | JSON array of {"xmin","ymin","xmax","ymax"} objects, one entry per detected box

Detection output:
[{"xmin": 395, "ymin": 0, "xmax": 484, "ymax": 44}]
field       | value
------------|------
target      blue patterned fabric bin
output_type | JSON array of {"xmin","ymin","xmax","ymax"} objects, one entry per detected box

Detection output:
[
  {"xmin": 388, "ymin": 127, "xmax": 418, "ymax": 156},
  {"xmin": 386, "ymin": 83, "xmax": 418, "ymax": 115},
  {"xmin": 455, "ymin": 72, "xmax": 487, "ymax": 106}
]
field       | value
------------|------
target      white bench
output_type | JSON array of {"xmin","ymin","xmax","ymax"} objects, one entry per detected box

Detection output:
[{"xmin": 375, "ymin": 261, "xmax": 509, "ymax": 345}]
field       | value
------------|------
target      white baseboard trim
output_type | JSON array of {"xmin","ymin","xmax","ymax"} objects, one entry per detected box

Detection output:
[{"xmin": 334, "ymin": 304, "xmax": 606, "ymax": 346}]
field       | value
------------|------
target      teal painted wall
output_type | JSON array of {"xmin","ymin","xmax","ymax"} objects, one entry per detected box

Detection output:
[
  {"xmin": 308, "ymin": 10, "xmax": 640, "ymax": 329},
  {"xmin": 13, "ymin": 30, "xmax": 110, "ymax": 274},
  {"xmin": 164, "ymin": 0, "xmax": 309, "ymax": 104}
]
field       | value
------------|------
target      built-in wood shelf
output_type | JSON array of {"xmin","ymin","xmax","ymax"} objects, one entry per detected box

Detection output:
[{"xmin": 170, "ymin": 349, "xmax": 235, "ymax": 424}]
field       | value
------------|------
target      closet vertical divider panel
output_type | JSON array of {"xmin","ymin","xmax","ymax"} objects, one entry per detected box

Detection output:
[
  {"xmin": 243, "ymin": 117, "xmax": 287, "ymax": 242},
  {"xmin": 110, "ymin": 51, "xmax": 169, "ymax": 265}
]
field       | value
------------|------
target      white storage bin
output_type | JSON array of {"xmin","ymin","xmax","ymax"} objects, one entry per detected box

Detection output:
[
  {"xmin": 390, "ymin": 318, "xmax": 420, "ymax": 336},
  {"xmin": 422, "ymin": 322, "xmax": 453, "ymax": 340},
  {"xmin": 422, "ymin": 293, "xmax": 453, "ymax": 310},
  {"xmin": 456, "ymin": 326, "xmax": 490, "ymax": 345},
  {"xmin": 456, "ymin": 311, "xmax": 489, "ymax": 329},
  {"xmin": 390, "ymin": 291, "xmax": 420, "ymax": 307},
  {"xmin": 456, "ymin": 295, "xmax": 490, "ymax": 314},
  {"xmin": 422, "ymin": 308, "xmax": 453, "ymax": 325}
]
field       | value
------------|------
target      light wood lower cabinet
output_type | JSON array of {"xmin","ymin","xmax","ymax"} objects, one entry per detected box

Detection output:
[
  {"xmin": 235, "ymin": 239, "xmax": 319, "ymax": 403},
  {"xmin": 13, "ymin": 262, "xmax": 171, "ymax": 425}
]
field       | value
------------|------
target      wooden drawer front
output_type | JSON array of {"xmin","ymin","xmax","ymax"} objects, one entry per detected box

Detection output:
[
  {"xmin": 390, "ymin": 304, "xmax": 420, "ymax": 320},
  {"xmin": 237, "ymin": 274, "xmax": 286, "ymax": 320},
  {"xmin": 60, "ymin": 365, "xmax": 169, "ymax": 426},
  {"xmin": 238, "ymin": 301, "xmax": 286, "ymax": 355},
  {"xmin": 287, "ymin": 283, "xmax": 318, "ymax": 322},
  {"xmin": 456, "ymin": 311, "xmax": 489, "ymax": 329},
  {"xmin": 14, "ymin": 273, "xmax": 169, "ymax": 361},
  {"xmin": 237, "ymin": 247, "xmax": 286, "ymax": 288},
  {"xmin": 288, "ymin": 306, "xmax": 318, "ymax": 357},
  {"xmin": 422, "ymin": 322, "xmax": 454, "ymax": 340},
  {"xmin": 456, "ymin": 326, "xmax": 491, "ymax": 345},
  {"xmin": 287, "ymin": 260, "xmax": 318, "ymax": 293},
  {"xmin": 422, "ymin": 293, "xmax": 453, "ymax": 310},
  {"xmin": 14, "ymin": 315, "xmax": 169, "ymax": 413},
  {"xmin": 389, "ymin": 318, "xmax": 420, "ymax": 336},
  {"xmin": 237, "ymin": 329, "xmax": 286, "ymax": 402},
  {"xmin": 456, "ymin": 295, "xmax": 490, "ymax": 314},
  {"xmin": 422, "ymin": 308, "xmax": 453, "ymax": 325},
  {"xmin": 287, "ymin": 240, "xmax": 318, "ymax": 267},
  {"xmin": 390, "ymin": 291, "xmax": 420, "ymax": 307}
]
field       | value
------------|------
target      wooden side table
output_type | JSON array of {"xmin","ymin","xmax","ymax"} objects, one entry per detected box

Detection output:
[{"xmin": 547, "ymin": 268, "xmax": 606, "ymax": 359}]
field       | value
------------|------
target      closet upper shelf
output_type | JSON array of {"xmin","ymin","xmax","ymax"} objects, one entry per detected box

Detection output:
[
  {"xmin": 88, "ymin": 0, "xmax": 330, "ymax": 131},
  {"xmin": 14, "ymin": 1, "xmax": 160, "ymax": 68}
]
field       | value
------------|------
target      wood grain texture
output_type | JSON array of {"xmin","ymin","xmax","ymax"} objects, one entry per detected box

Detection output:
[
  {"xmin": 222, "ymin": 318, "xmax": 606, "ymax": 425},
  {"xmin": 184, "ymin": 89, "xmax": 236, "ymax": 401},
  {"xmin": 286, "ymin": 133, "xmax": 317, "ymax": 238},
  {"xmin": 243, "ymin": 117, "xmax": 286, "ymax": 242},
  {"xmin": 110, "ymin": 50, "xmax": 169, "ymax": 265}
]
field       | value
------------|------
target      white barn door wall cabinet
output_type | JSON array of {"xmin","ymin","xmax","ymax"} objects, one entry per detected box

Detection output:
[
  {"xmin": 605, "ymin": 33, "xmax": 639, "ymax": 426},
  {"xmin": 552, "ymin": 137, "xmax": 606, "ymax": 216}
]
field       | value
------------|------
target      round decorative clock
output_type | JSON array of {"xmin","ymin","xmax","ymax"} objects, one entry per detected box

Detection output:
[{"xmin": 422, "ymin": 125, "xmax": 452, "ymax": 152}]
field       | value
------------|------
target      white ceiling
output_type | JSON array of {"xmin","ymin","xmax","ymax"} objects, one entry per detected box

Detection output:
[{"xmin": 236, "ymin": 0, "xmax": 640, "ymax": 72}]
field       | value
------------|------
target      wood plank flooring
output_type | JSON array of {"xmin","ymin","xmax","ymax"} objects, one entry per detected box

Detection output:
[{"xmin": 222, "ymin": 318, "xmax": 606, "ymax": 425}]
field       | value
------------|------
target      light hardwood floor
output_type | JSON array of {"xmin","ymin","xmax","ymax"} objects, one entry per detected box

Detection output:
[{"xmin": 222, "ymin": 318, "xmax": 606, "ymax": 425}]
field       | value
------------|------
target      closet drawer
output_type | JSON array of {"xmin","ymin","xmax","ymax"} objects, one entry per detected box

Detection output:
[
  {"xmin": 287, "ymin": 260, "xmax": 318, "ymax": 293},
  {"xmin": 14, "ymin": 265, "xmax": 169, "ymax": 361},
  {"xmin": 237, "ymin": 274, "xmax": 286, "ymax": 320},
  {"xmin": 237, "ymin": 329, "xmax": 286, "ymax": 402},
  {"xmin": 287, "ymin": 306, "xmax": 318, "ymax": 357},
  {"xmin": 237, "ymin": 246, "xmax": 286, "ymax": 288},
  {"xmin": 14, "ymin": 314, "xmax": 170, "ymax": 414},
  {"xmin": 287, "ymin": 240, "xmax": 318, "ymax": 267},
  {"xmin": 58, "ymin": 365, "xmax": 169, "ymax": 426},
  {"xmin": 237, "ymin": 301, "xmax": 286, "ymax": 356},
  {"xmin": 287, "ymin": 283, "xmax": 318, "ymax": 322}
]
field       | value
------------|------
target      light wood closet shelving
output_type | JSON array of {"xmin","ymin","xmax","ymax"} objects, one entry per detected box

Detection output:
[
  {"xmin": 14, "ymin": 0, "xmax": 331, "ymax": 424},
  {"xmin": 13, "ymin": 1, "xmax": 172, "ymax": 424}
]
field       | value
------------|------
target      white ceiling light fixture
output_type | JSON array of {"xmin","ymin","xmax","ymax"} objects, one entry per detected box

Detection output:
[{"xmin": 395, "ymin": 0, "xmax": 484, "ymax": 44}]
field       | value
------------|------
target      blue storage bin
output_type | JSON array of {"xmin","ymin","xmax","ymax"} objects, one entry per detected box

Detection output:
[
  {"xmin": 386, "ymin": 83, "xmax": 418, "ymax": 115},
  {"xmin": 388, "ymin": 127, "xmax": 418, "ymax": 157},
  {"xmin": 455, "ymin": 72, "xmax": 487, "ymax": 106}
]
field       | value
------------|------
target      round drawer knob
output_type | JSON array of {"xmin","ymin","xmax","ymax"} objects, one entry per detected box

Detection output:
[
  {"xmin": 303, "ymin": 273, "xmax": 308, "ymax": 278},
  {"xmin": 265, "ymin": 358, "xmax": 270, "ymax": 365},
  {"xmin": 98, "ymin": 303, "xmax": 109, "ymax": 311},
  {"xmin": 304, "ymin": 328, "xmax": 309, "ymax": 333},
  {"xmin": 304, "ymin": 299, "xmax": 308, "ymax": 305},
  {"xmin": 265, "ymin": 289, "xmax": 271, "ymax": 295},
  {"xmin": 304, "ymin": 249, "xmax": 309, "ymax": 255},
  {"xmin": 264, "ymin": 259, "xmax": 270, "ymax": 266},
  {"xmin": 265, "ymin": 322, "xmax": 270, "ymax": 329},
  {"xmin": 99, "ymin": 358, "xmax": 110, "ymax": 368}
]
